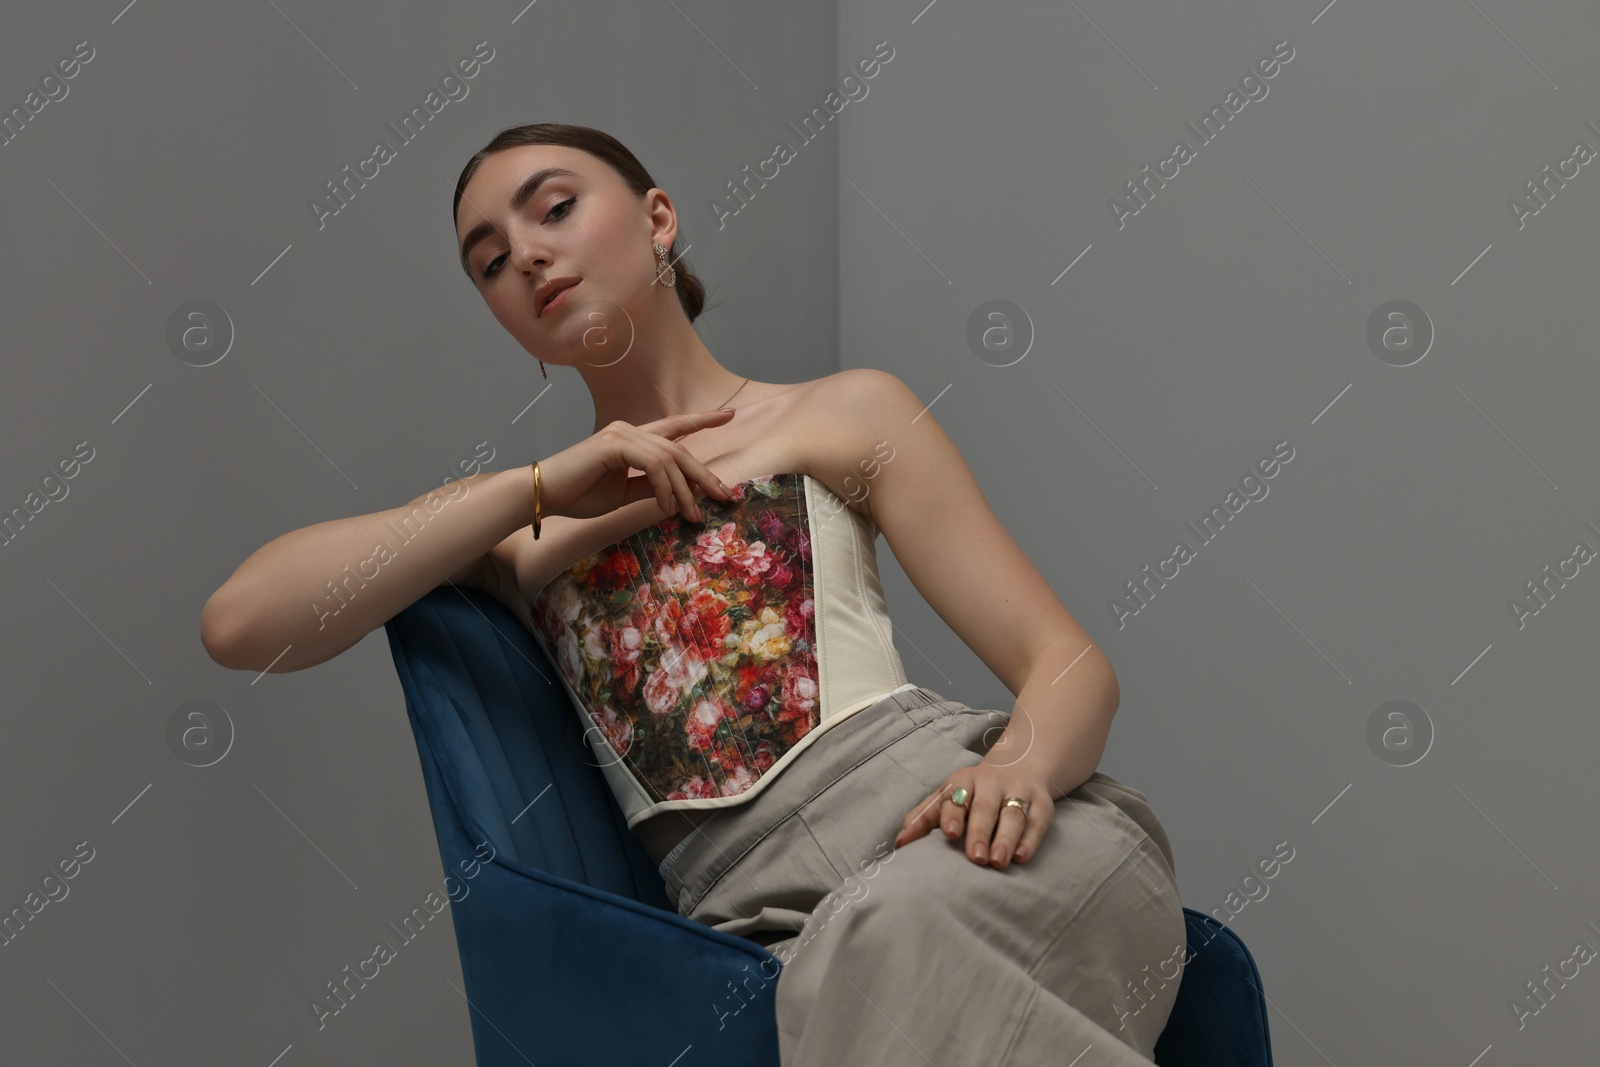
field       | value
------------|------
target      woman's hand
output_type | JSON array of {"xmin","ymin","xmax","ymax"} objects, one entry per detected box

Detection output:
[
  {"xmin": 893, "ymin": 758, "xmax": 1057, "ymax": 869},
  {"xmin": 536, "ymin": 408, "xmax": 737, "ymax": 523}
]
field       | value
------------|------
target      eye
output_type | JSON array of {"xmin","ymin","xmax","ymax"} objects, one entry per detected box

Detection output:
[{"xmin": 480, "ymin": 197, "xmax": 576, "ymax": 280}]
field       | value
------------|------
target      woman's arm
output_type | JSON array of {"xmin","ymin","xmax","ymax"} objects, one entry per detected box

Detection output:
[
  {"xmin": 201, "ymin": 466, "xmax": 536, "ymax": 674},
  {"xmin": 981, "ymin": 634, "xmax": 1119, "ymax": 798},
  {"xmin": 202, "ymin": 408, "xmax": 738, "ymax": 675},
  {"xmin": 818, "ymin": 369, "xmax": 1119, "ymax": 864}
]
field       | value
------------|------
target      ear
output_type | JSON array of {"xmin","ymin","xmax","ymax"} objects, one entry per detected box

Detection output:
[{"xmin": 644, "ymin": 187, "xmax": 678, "ymax": 249}]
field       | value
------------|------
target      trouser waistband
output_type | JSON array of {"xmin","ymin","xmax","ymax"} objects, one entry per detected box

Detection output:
[
  {"xmin": 658, "ymin": 684, "xmax": 976, "ymax": 910},
  {"xmin": 655, "ymin": 683, "xmax": 953, "ymax": 878}
]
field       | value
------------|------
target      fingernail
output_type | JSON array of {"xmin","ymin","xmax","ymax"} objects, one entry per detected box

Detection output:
[{"xmin": 974, "ymin": 843, "xmax": 987, "ymax": 861}]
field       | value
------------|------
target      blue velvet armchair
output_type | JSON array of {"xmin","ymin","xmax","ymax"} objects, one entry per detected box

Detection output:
[{"xmin": 383, "ymin": 585, "xmax": 1274, "ymax": 1065}]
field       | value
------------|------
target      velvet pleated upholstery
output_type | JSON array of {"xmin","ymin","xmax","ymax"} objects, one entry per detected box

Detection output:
[
  {"xmin": 384, "ymin": 585, "xmax": 1273, "ymax": 1066},
  {"xmin": 1153, "ymin": 912, "xmax": 1275, "ymax": 1065}
]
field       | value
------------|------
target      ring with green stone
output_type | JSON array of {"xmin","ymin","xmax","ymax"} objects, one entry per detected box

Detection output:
[{"xmin": 949, "ymin": 786, "xmax": 970, "ymax": 808}]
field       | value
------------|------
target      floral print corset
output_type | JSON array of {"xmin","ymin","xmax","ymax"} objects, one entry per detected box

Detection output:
[{"xmin": 527, "ymin": 471, "xmax": 908, "ymax": 828}]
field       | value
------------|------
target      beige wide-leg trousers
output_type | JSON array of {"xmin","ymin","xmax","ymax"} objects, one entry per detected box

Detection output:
[{"xmin": 658, "ymin": 686, "xmax": 1187, "ymax": 1066}]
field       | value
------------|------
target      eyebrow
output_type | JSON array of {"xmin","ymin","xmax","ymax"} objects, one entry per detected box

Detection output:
[{"xmin": 457, "ymin": 166, "xmax": 580, "ymax": 279}]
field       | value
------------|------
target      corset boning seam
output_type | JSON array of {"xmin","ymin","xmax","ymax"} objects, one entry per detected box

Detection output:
[
  {"xmin": 849, "ymin": 496, "xmax": 898, "ymax": 679},
  {"xmin": 805, "ymin": 474, "xmax": 836, "ymax": 718}
]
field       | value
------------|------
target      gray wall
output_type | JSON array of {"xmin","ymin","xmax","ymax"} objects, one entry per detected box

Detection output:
[
  {"xmin": 842, "ymin": 2, "xmax": 1600, "ymax": 1064},
  {"xmin": 1, "ymin": 0, "xmax": 1594, "ymax": 1063}
]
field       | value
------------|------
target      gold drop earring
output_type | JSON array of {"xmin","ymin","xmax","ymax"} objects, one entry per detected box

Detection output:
[{"xmin": 654, "ymin": 242, "xmax": 676, "ymax": 287}]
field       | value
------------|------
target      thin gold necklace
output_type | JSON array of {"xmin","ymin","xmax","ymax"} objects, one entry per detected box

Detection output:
[
  {"xmin": 717, "ymin": 376, "xmax": 752, "ymax": 409},
  {"xmin": 682, "ymin": 377, "xmax": 751, "ymax": 452}
]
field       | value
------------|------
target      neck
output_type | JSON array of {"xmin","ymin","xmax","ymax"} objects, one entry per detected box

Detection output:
[{"xmin": 575, "ymin": 301, "xmax": 744, "ymax": 432}]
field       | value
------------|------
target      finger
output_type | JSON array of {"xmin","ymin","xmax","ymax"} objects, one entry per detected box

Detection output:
[
  {"xmin": 640, "ymin": 447, "xmax": 697, "ymax": 521},
  {"xmin": 639, "ymin": 408, "xmax": 738, "ymax": 441},
  {"xmin": 895, "ymin": 788, "xmax": 947, "ymax": 847},
  {"xmin": 940, "ymin": 789, "xmax": 970, "ymax": 842},
  {"xmin": 658, "ymin": 457, "xmax": 698, "ymax": 521},
  {"xmin": 988, "ymin": 803, "xmax": 1028, "ymax": 867},
  {"xmin": 901, "ymin": 782, "xmax": 955, "ymax": 845},
  {"xmin": 1012, "ymin": 798, "xmax": 1052, "ymax": 863},
  {"xmin": 606, "ymin": 428, "xmax": 676, "ymax": 512},
  {"xmin": 964, "ymin": 784, "xmax": 1001, "ymax": 864},
  {"xmin": 656, "ymin": 441, "xmax": 720, "ymax": 511},
  {"xmin": 667, "ymin": 444, "xmax": 734, "ymax": 501},
  {"xmin": 631, "ymin": 452, "xmax": 676, "ymax": 514},
  {"xmin": 619, "ymin": 436, "xmax": 685, "ymax": 516}
]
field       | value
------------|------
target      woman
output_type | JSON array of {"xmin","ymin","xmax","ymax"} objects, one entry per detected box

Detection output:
[{"xmin": 202, "ymin": 123, "xmax": 1186, "ymax": 1065}]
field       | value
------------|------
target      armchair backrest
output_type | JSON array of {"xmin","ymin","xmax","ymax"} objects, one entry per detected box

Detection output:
[{"xmin": 383, "ymin": 584, "xmax": 671, "ymax": 909}]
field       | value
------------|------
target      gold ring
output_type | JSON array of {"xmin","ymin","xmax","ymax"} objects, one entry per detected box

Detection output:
[
  {"xmin": 1002, "ymin": 795, "xmax": 1030, "ymax": 817},
  {"xmin": 949, "ymin": 786, "xmax": 970, "ymax": 808}
]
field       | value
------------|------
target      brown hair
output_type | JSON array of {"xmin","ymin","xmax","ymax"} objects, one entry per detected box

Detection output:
[{"xmin": 452, "ymin": 123, "xmax": 707, "ymax": 323}]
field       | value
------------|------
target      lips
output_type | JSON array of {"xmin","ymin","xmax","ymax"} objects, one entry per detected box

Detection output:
[{"xmin": 536, "ymin": 278, "xmax": 580, "ymax": 317}]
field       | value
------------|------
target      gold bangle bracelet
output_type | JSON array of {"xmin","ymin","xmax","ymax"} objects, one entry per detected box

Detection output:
[{"xmin": 530, "ymin": 460, "xmax": 542, "ymax": 540}]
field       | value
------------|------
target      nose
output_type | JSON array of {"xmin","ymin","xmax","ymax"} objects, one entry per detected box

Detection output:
[{"xmin": 508, "ymin": 237, "xmax": 549, "ymax": 281}]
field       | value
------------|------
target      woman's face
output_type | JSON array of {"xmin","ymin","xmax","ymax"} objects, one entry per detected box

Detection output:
[{"xmin": 454, "ymin": 144, "xmax": 670, "ymax": 366}]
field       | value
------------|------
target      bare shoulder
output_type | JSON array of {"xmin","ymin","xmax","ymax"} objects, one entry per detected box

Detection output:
[
  {"xmin": 804, "ymin": 367, "xmax": 904, "ymax": 406},
  {"xmin": 796, "ymin": 369, "xmax": 928, "ymax": 524}
]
